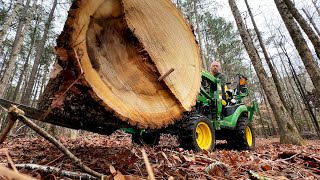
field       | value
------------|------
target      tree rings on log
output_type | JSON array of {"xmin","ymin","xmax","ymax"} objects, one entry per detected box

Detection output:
[{"xmin": 39, "ymin": 0, "xmax": 202, "ymax": 130}]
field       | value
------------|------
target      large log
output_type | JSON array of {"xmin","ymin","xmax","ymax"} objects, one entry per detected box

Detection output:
[{"xmin": 39, "ymin": 0, "xmax": 202, "ymax": 133}]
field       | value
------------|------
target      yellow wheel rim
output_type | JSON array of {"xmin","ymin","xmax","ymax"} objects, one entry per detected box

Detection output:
[
  {"xmin": 246, "ymin": 126, "xmax": 253, "ymax": 147},
  {"xmin": 196, "ymin": 122, "xmax": 213, "ymax": 150}
]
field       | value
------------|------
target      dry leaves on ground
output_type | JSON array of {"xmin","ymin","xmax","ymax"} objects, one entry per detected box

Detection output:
[{"xmin": 0, "ymin": 132, "xmax": 319, "ymax": 179}]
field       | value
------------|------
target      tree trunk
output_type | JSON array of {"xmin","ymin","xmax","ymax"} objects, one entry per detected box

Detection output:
[
  {"xmin": 274, "ymin": 0, "xmax": 320, "ymax": 99},
  {"xmin": 0, "ymin": 0, "xmax": 32, "ymax": 98},
  {"xmin": 279, "ymin": 43, "xmax": 320, "ymax": 137},
  {"xmin": 229, "ymin": 0, "xmax": 304, "ymax": 145},
  {"xmin": 31, "ymin": 67, "xmax": 41, "ymax": 107},
  {"xmin": 11, "ymin": 0, "xmax": 38, "ymax": 102},
  {"xmin": 193, "ymin": 0, "xmax": 207, "ymax": 70},
  {"xmin": 244, "ymin": 0, "xmax": 293, "ymax": 115},
  {"xmin": 257, "ymin": 110, "xmax": 268, "ymax": 138},
  {"xmin": 247, "ymin": 83, "xmax": 268, "ymax": 138},
  {"xmin": 283, "ymin": 0, "xmax": 320, "ymax": 60},
  {"xmin": 38, "ymin": 0, "xmax": 202, "ymax": 132},
  {"xmin": 39, "ymin": 65, "xmax": 49, "ymax": 99},
  {"xmin": 275, "ymin": 43, "xmax": 312, "ymax": 132},
  {"xmin": 260, "ymin": 87, "xmax": 278, "ymax": 135},
  {"xmin": 12, "ymin": 46, "xmax": 32, "ymax": 102},
  {"xmin": 270, "ymin": 57, "xmax": 302, "ymax": 132},
  {"xmin": 302, "ymin": 8, "xmax": 320, "ymax": 36},
  {"xmin": 0, "ymin": 50, "xmax": 9, "ymax": 79},
  {"xmin": 21, "ymin": 0, "xmax": 57, "ymax": 105},
  {"xmin": 0, "ymin": 0, "xmax": 24, "ymax": 55}
]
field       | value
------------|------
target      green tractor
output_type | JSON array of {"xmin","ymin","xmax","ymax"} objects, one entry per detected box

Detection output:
[{"xmin": 124, "ymin": 70, "xmax": 258, "ymax": 151}]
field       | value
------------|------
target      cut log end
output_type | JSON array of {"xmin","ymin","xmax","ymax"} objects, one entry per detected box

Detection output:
[{"xmin": 40, "ymin": 0, "xmax": 201, "ymax": 131}]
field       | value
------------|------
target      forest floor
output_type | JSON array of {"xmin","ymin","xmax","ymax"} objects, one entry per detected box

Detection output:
[{"xmin": 0, "ymin": 131, "xmax": 320, "ymax": 180}]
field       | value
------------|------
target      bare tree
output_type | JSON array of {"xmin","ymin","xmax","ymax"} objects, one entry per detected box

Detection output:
[
  {"xmin": 244, "ymin": 0, "xmax": 293, "ymax": 116},
  {"xmin": 193, "ymin": 0, "xmax": 207, "ymax": 69},
  {"xmin": 283, "ymin": 0, "xmax": 320, "ymax": 60},
  {"xmin": 229, "ymin": 0, "xmax": 303, "ymax": 145},
  {"xmin": 259, "ymin": 87, "xmax": 278, "ymax": 135},
  {"xmin": 21, "ymin": 0, "xmax": 57, "ymax": 105},
  {"xmin": 11, "ymin": 14, "xmax": 40, "ymax": 102},
  {"xmin": 0, "ymin": 0, "xmax": 32, "ymax": 98},
  {"xmin": 274, "ymin": 0, "xmax": 320, "ymax": 100},
  {"xmin": 0, "ymin": 0, "xmax": 24, "ymax": 56},
  {"xmin": 312, "ymin": 0, "xmax": 320, "ymax": 16},
  {"xmin": 278, "ymin": 41, "xmax": 320, "ymax": 137}
]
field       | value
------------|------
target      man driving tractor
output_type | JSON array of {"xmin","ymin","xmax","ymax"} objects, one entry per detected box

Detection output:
[{"xmin": 210, "ymin": 60, "xmax": 227, "ymax": 105}]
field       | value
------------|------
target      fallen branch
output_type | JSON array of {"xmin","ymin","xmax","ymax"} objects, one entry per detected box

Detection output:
[
  {"xmin": 7, "ymin": 105, "xmax": 108, "ymax": 179},
  {"xmin": 0, "ymin": 148, "xmax": 18, "ymax": 172},
  {"xmin": 278, "ymin": 151, "xmax": 301, "ymax": 161},
  {"xmin": 11, "ymin": 164, "xmax": 98, "ymax": 180},
  {"xmin": 0, "ymin": 165, "xmax": 36, "ymax": 180}
]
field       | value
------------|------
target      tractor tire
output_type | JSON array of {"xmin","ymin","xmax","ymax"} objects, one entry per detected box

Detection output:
[
  {"xmin": 132, "ymin": 132, "xmax": 160, "ymax": 146},
  {"xmin": 179, "ymin": 114, "xmax": 215, "ymax": 151},
  {"xmin": 228, "ymin": 116, "xmax": 255, "ymax": 150}
]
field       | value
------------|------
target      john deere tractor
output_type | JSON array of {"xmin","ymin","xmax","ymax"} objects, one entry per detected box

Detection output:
[{"xmin": 125, "ymin": 70, "xmax": 258, "ymax": 151}]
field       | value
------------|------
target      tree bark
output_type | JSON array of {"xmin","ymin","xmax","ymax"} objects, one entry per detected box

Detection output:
[
  {"xmin": 274, "ymin": 0, "xmax": 320, "ymax": 99},
  {"xmin": 229, "ymin": 0, "xmax": 304, "ymax": 145},
  {"xmin": 39, "ymin": 0, "xmax": 202, "ymax": 130},
  {"xmin": 283, "ymin": 0, "xmax": 320, "ymax": 60},
  {"xmin": 21, "ymin": 0, "xmax": 57, "ymax": 105}
]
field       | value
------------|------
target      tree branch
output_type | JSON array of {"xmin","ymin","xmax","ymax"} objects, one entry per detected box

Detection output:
[{"xmin": 7, "ymin": 105, "xmax": 108, "ymax": 179}]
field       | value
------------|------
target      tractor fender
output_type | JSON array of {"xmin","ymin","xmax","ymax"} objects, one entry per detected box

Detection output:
[{"xmin": 220, "ymin": 104, "xmax": 248, "ymax": 129}]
